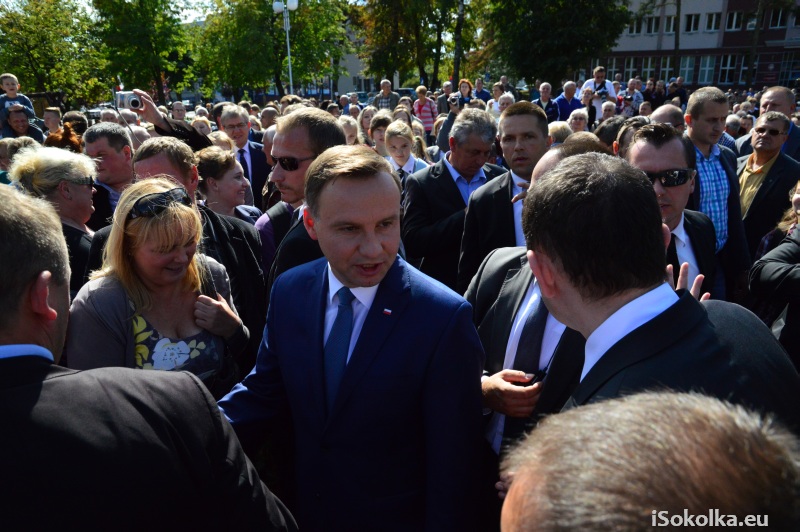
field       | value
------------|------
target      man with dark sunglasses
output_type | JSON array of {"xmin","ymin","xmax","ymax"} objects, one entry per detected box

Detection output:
[
  {"xmin": 625, "ymin": 123, "xmax": 717, "ymax": 297},
  {"xmin": 259, "ymin": 108, "xmax": 346, "ymax": 296},
  {"xmin": 737, "ymin": 111, "xmax": 800, "ymax": 257}
]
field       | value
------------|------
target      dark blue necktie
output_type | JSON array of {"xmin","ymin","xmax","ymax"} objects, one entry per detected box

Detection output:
[
  {"xmin": 238, "ymin": 148, "xmax": 250, "ymax": 182},
  {"xmin": 324, "ymin": 287, "xmax": 355, "ymax": 413},
  {"xmin": 503, "ymin": 295, "xmax": 549, "ymax": 443}
]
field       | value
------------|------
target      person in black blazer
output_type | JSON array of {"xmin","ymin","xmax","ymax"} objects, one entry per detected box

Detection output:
[
  {"xmin": 737, "ymin": 112, "xmax": 800, "ymax": 257},
  {"xmin": 736, "ymin": 86, "xmax": 800, "ymax": 160},
  {"xmin": 220, "ymin": 106, "xmax": 271, "ymax": 210},
  {"xmin": 403, "ymin": 109, "xmax": 505, "ymax": 292},
  {"xmin": 625, "ymin": 123, "xmax": 717, "ymax": 297},
  {"xmin": 457, "ymin": 102, "xmax": 551, "ymax": 294},
  {"xmin": 525, "ymin": 153, "xmax": 800, "ymax": 433},
  {"xmin": 0, "ymin": 185, "xmax": 296, "ymax": 530}
]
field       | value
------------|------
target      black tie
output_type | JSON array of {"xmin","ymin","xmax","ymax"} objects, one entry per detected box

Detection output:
[
  {"xmin": 666, "ymin": 233, "xmax": 680, "ymax": 285},
  {"xmin": 397, "ymin": 168, "xmax": 407, "ymax": 186},
  {"xmin": 238, "ymin": 148, "xmax": 250, "ymax": 183},
  {"xmin": 503, "ymin": 296, "xmax": 549, "ymax": 443}
]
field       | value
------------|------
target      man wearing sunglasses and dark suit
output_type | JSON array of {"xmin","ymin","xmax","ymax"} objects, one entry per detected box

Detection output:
[{"xmin": 625, "ymin": 123, "xmax": 717, "ymax": 298}]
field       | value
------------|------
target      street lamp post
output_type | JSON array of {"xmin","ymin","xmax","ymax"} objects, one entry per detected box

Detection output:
[{"xmin": 272, "ymin": 0, "xmax": 299, "ymax": 95}]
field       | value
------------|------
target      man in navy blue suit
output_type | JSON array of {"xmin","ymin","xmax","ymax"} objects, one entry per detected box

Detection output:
[
  {"xmin": 219, "ymin": 144, "xmax": 484, "ymax": 531},
  {"xmin": 221, "ymin": 105, "xmax": 271, "ymax": 209}
]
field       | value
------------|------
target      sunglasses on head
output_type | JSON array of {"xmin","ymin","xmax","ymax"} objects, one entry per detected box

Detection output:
[
  {"xmin": 273, "ymin": 155, "xmax": 315, "ymax": 171},
  {"xmin": 70, "ymin": 176, "xmax": 94, "ymax": 186},
  {"xmin": 646, "ymin": 169, "xmax": 695, "ymax": 188},
  {"xmin": 754, "ymin": 126, "xmax": 786, "ymax": 137},
  {"xmin": 128, "ymin": 187, "xmax": 192, "ymax": 219}
]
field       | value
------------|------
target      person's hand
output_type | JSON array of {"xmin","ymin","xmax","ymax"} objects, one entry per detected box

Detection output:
[
  {"xmin": 195, "ymin": 293, "xmax": 241, "ymax": 338},
  {"xmin": 666, "ymin": 262, "xmax": 710, "ymax": 301},
  {"xmin": 482, "ymin": 370, "xmax": 543, "ymax": 417},
  {"xmin": 131, "ymin": 89, "xmax": 168, "ymax": 130},
  {"xmin": 448, "ymin": 98, "xmax": 461, "ymax": 115},
  {"xmin": 7, "ymin": 103, "xmax": 24, "ymax": 112},
  {"xmin": 512, "ymin": 189, "xmax": 528, "ymax": 204},
  {"xmin": 495, "ymin": 470, "xmax": 514, "ymax": 500}
]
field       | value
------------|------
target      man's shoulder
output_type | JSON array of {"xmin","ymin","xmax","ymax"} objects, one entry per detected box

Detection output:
[
  {"xmin": 470, "ymin": 171, "xmax": 511, "ymax": 202},
  {"xmin": 409, "ymin": 159, "xmax": 444, "ymax": 182},
  {"xmin": 401, "ymin": 258, "xmax": 468, "ymax": 309},
  {"xmin": 481, "ymin": 245, "xmax": 527, "ymax": 271},
  {"xmin": 684, "ymin": 208, "xmax": 713, "ymax": 225},
  {"xmin": 483, "ymin": 162, "xmax": 507, "ymax": 179}
]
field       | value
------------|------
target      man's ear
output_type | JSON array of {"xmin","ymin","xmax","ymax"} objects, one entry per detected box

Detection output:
[
  {"xmin": 449, "ymin": 136, "xmax": 457, "ymax": 152},
  {"xmin": 683, "ymin": 113, "xmax": 692, "ymax": 129},
  {"xmin": 29, "ymin": 271, "xmax": 58, "ymax": 322},
  {"xmin": 528, "ymin": 249, "xmax": 557, "ymax": 298},
  {"xmin": 122, "ymin": 145, "xmax": 133, "ymax": 162},
  {"xmin": 303, "ymin": 209, "xmax": 318, "ymax": 241}
]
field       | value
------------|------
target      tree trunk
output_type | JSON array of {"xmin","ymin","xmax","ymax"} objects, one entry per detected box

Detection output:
[
  {"xmin": 452, "ymin": 0, "xmax": 465, "ymax": 84},
  {"xmin": 431, "ymin": 12, "xmax": 446, "ymax": 90},
  {"xmin": 746, "ymin": 0, "xmax": 766, "ymax": 88}
]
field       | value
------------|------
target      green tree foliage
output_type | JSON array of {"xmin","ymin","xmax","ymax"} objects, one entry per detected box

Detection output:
[
  {"xmin": 487, "ymin": 0, "xmax": 631, "ymax": 84},
  {"xmin": 0, "ymin": 0, "xmax": 108, "ymax": 108},
  {"xmin": 196, "ymin": 0, "xmax": 350, "ymax": 97},
  {"xmin": 92, "ymin": 0, "xmax": 192, "ymax": 104}
]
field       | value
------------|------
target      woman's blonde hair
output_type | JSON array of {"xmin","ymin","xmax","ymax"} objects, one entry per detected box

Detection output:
[
  {"xmin": 8, "ymin": 146, "xmax": 95, "ymax": 198},
  {"xmin": 92, "ymin": 177, "xmax": 204, "ymax": 311}
]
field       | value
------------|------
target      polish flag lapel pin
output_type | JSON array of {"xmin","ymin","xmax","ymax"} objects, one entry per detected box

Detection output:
[{"xmin": 382, "ymin": 308, "xmax": 392, "ymax": 316}]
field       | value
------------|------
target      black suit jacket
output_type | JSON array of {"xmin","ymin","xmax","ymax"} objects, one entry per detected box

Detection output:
[
  {"xmin": 266, "ymin": 216, "xmax": 322, "ymax": 302},
  {"xmin": 465, "ymin": 247, "xmax": 586, "ymax": 424},
  {"xmin": 402, "ymin": 159, "xmax": 506, "ymax": 291},
  {"xmin": 458, "ymin": 172, "xmax": 518, "ymax": 294},
  {"xmin": 737, "ymin": 151, "xmax": 800, "ymax": 257},
  {"xmin": 736, "ymin": 122, "xmax": 800, "ymax": 161},
  {"xmin": 86, "ymin": 184, "xmax": 114, "ymax": 232},
  {"xmin": 682, "ymin": 209, "xmax": 717, "ymax": 297},
  {"xmin": 85, "ymin": 206, "xmax": 267, "ymax": 375},
  {"xmin": 0, "ymin": 355, "xmax": 295, "ymax": 530},
  {"xmin": 687, "ymin": 145, "xmax": 751, "ymax": 289},
  {"xmin": 563, "ymin": 292, "xmax": 800, "ymax": 434},
  {"xmin": 245, "ymin": 140, "xmax": 271, "ymax": 211}
]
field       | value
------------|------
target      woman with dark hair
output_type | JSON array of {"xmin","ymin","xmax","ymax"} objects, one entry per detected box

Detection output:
[
  {"xmin": 196, "ymin": 146, "xmax": 261, "ymax": 224},
  {"xmin": 67, "ymin": 177, "xmax": 247, "ymax": 397},
  {"xmin": 44, "ymin": 122, "xmax": 82, "ymax": 152}
]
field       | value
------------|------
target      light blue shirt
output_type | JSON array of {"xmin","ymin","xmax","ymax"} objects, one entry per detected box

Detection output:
[
  {"xmin": 442, "ymin": 153, "xmax": 487, "ymax": 205},
  {"xmin": 511, "ymin": 172, "xmax": 527, "ymax": 247},
  {"xmin": 0, "ymin": 344, "xmax": 54, "ymax": 362}
]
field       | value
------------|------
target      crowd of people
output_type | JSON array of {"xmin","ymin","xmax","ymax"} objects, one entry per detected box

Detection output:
[{"xmin": 2, "ymin": 66, "xmax": 800, "ymax": 529}]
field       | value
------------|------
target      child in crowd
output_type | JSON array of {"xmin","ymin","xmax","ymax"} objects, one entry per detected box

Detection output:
[
  {"xmin": 385, "ymin": 121, "xmax": 428, "ymax": 186},
  {"xmin": 337, "ymin": 115, "xmax": 359, "ymax": 145},
  {"xmin": 369, "ymin": 110, "xmax": 393, "ymax": 157},
  {"xmin": 0, "ymin": 73, "xmax": 36, "ymax": 138}
]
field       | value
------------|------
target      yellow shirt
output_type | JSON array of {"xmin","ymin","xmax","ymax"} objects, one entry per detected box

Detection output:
[{"xmin": 740, "ymin": 151, "xmax": 780, "ymax": 216}]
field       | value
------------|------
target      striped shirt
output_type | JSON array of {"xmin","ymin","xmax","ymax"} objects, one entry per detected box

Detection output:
[
  {"xmin": 695, "ymin": 144, "xmax": 729, "ymax": 252},
  {"xmin": 413, "ymin": 97, "xmax": 437, "ymax": 132}
]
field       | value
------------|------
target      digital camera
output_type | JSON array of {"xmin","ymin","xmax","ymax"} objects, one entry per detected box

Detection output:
[{"xmin": 115, "ymin": 91, "xmax": 142, "ymax": 110}]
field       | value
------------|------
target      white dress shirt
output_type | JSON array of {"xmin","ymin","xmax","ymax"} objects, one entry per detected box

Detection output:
[
  {"xmin": 581, "ymin": 283, "xmax": 678, "ymax": 382},
  {"xmin": 485, "ymin": 278, "xmax": 567, "ymax": 453},
  {"xmin": 324, "ymin": 266, "xmax": 379, "ymax": 363},
  {"xmin": 672, "ymin": 213, "xmax": 701, "ymax": 290}
]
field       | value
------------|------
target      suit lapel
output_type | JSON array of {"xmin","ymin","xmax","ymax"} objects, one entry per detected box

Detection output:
[
  {"xmin": 300, "ymin": 264, "xmax": 329, "ymax": 429},
  {"xmin": 570, "ymin": 292, "xmax": 704, "ymax": 405},
  {"xmin": 748, "ymin": 153, "xmax": 788, "ymax": 218},
  {"xmin": 487, "ymin": 256, "xmax": 532, "ymax": 373},
  {"xmin": 532, "ymin": 327, "xmax": 585, "ymax": 417},
  {"xmin": 325, "ymin": 258, "xmax": 411, "ymax": 428},
  {"xmin": 433, "ymin": 160, "xmax": 468, "ymax": 208},
  {"xmin": 682, "ymin": 212, "xmax": 714, "ymax": 283}
]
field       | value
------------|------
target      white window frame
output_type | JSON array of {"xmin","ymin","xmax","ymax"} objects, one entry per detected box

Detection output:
[
  {"xmin": 726, "ymin": 11, "xmax": 743, "ymax": 31},
  {"xmin": 698, "ymin": 56, "xmax": 715, "ymax": 85},
  {"xmin": 719, "ymin": 54, "xmax": 736, "ymax": 85},
  {"xmin": 706, "ymin": 13, "xmax": 720, "ymax": 31},
  {"xmin": 679, "ymin": 56, "xmax": 695, "ymax": 84},
  {"xmin": 685, "ymin": 14, "xmax": 700, "ymax": 33}
]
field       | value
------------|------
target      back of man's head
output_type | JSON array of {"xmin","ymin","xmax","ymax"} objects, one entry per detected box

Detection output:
[
  {"xmin": 450, "ymin": 108, "xmax": 497, "ymax": 145},
  {"xmin": 275, "ymin": 107, "xmax": 346, "ymax": 156},
  {"xmin": 82, "ymin": 122, "xmax": 132, "ymax": 152},
  {"xmin": 593, "ymin": 115, "xmax": 626, "ymax": 147},
  {"xmin": 523, "ymin": 153, "xmax": 664, "ymax": 300},
  {"xmin": 0, "ymin": 186, "xmax": 69, "ymax": 334},
  {"xmin": 502, "ymin": 392, "xmax": 800, "ymax": 531}
]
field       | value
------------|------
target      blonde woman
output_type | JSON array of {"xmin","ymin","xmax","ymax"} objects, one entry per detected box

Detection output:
[{"xmin": 67, "ymin": 177, "xmax": 246, "ymax": 397}]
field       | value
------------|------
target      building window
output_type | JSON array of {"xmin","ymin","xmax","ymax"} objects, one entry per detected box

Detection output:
[
  {"xmin": 726, "ymin": 11, "xmax": 743, "ymax": 31},
  {"xmin": 645, "ymin": 16, "xmax": 659, "ymax": 34},
  {"xmin": 680, "ymin": 56, "xmax": 695, "ymax": 83},
  {"xmin": 685, "ymin": 14, "xmax": 700, "ymax": 33},
  {"xmin": 719, "ymin": 54, "xmax": 736, "ymax": 84},
  {"xmin": 665, "ymin": 15, "xmax": 676, "ymax": 34},
  {"xmin": 607, "ymin": 57, "xmax": 619, "ymax": 80},
  {"xmin": 642, "ymin": 57, "xmax": 656, "ymax": 80},
  {"xmin": 624, "ymin": 57, "xmax": 637, "ymax": 80},
  {"xmin": 706, "ymin": 13, "xmax": 720, "ymax": 31},
  {"xmin": 746, "ymin": 14, "xmax": 758, "ymax": 31},
  {"xmin": 628, "ymin": 19, "xmax": 642, "ymax": 35},
  {"xmin": 770, "ymin": 9, "xmax": 786, "ymax": 28},
  {"xmin": 661, "ymin": 57, "xmax": 674, "ymax": 81},
  {"xmin": 740, "ymin": 55, "xmax": 757, "ymax": 85},
  {"xmin": 698, "ymin": 56, "xmax": 715, "ymax": 84}
]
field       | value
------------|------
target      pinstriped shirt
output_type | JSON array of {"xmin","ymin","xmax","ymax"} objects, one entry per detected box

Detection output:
[{"xmin": 695, "ymin": 144, "xmax": 729, "ymax": 252}]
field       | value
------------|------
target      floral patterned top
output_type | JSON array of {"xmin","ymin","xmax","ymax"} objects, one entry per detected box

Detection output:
[{"xmin": 132, "ymin": 313, "xmax": 224, "ymax": 382}]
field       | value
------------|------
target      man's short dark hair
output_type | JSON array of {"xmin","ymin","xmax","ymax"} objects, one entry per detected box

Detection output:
[
  {"xmin": 132, "ymin": 136, "xmax": 195, "ymax": 179},
  {"xmin": 759, "ymin": 110, "xmax": 791, "ymax": 133},
  {"xmin": 630, "ymin": 123, "xmax": 696, "ymax": 169},
  {"xmin": 523, "ymin": 153, "xmax": 664, "ymax": 300},
  {"xmin": 503, "ymin": 392, "xmax": 800, "ymax": 530},
  {"xmin": 62, "ymin": 111, "xmax": 88, "ymax": 136},
  {"xmin": 304, "ymin": 145, "xmax": 400, "ymax": 217},
  {"xmin": 593, "ymin": 116, "xmax": 626, "ymax": 147},
  {"xmin": 687, "ymin": 87, "xmax": 728, "ymax": 118},
  {"xmin": 82, "ymin": 122, "xmax": 132, "ymax": 152},
  {"xmin": 615, "ymin": 116, "xmax": 651, "ymax": 159},
  {"xmin": 500, "ymin": 101, "xmax": 548, "ymax": 138},
  {"xmin": 275, "ymin": 107, "xmax": 346, "ymax": 157}
]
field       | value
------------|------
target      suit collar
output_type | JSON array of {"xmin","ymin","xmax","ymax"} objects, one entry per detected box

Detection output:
[{"xmin": 488, "ymin": 255, "xmax": 533, "ymax": 368}]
